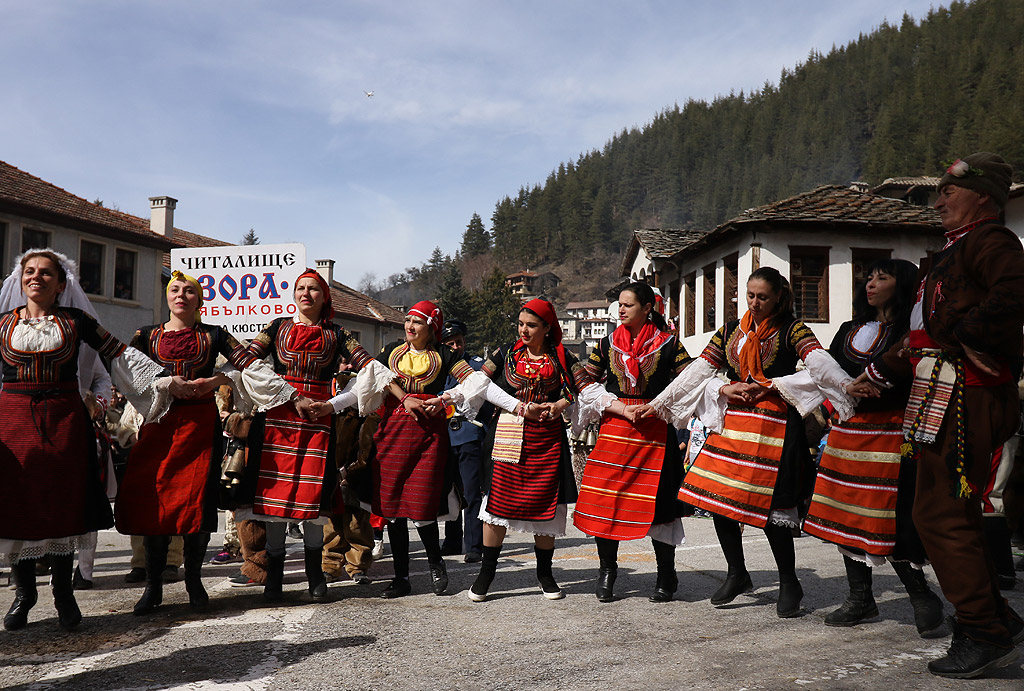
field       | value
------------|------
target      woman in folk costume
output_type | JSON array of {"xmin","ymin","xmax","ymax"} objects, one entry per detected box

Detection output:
[
  {"xmin": 572, "ymin": 282, "xmax": 692, "ymax": 603},
  {"xmin": 0, "ymin": 249, "xmax": 187, "ymax": 631},
  {"xmin": 368, "ymin": 301, "xmax": 480, "ymax": 599},
  {"xmin": 639, "ymin": 267, "xmax": 856, "ymax": 617},
  {"xmin": 434, "ymin": 298, "xmax": 586, "ymax": 602},
  {"xmin": 239, "ymin": 268, "xmax": 388, "ymax": 603},
  {"xmin": 115, "ymin": 271, "xmax": 297, "ymax": 615},
  {"xmin": 802, "ymin": 259, "xmax": 944, "ymax": 634}
]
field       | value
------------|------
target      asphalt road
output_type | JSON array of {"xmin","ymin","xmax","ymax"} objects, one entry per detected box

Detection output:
[{"xmin": 1, "ymin": 516, "xmax": 1022, "ymax": 690}]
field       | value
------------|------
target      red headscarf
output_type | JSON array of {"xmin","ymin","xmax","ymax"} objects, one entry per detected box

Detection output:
[
  {"xmin": 408, "ymin": 300, "xmax": 443, "ymax": 341},
  {"xmin": 295, "ymin": 268, "xmax": 334, "ymax": 322}
]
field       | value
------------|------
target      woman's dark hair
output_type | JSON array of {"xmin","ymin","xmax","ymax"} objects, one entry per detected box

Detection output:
[
  {"xmin": 747, "ymin": 266, "xmax": 795, "ymax": 327},
  {"xmin": 851, "ymin": 258, "xmax": 918, "ymax": 331},
  {"xmin": 621, "ymin": 281, "xmax": 668, "ymax": 331}
]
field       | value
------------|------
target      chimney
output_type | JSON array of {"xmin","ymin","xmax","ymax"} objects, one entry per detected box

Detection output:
[
  {"xmin": 149, "ymin": 196, "xmax": 178, "ymax": 237},
  {"xmin": 316, "ymin": 259, "xmax": 335, "ymax": 284}
]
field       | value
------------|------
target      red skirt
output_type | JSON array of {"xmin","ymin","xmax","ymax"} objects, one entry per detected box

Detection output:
[
  {"xmin": 487, "ymin": 416, "xmax": 564, "ymax": 522},
  {"xmin": 253, "ymin": 378, "xmax": 333, "ymax": 520},
  {"xmin": 574, "ymin": 401, "xmax": 668, "ymax": 540},
  {"xmin": 115, "ymin": 397, "xmax": 220, "ymax": 535},
  {"xmin": 803, "ymin": 410, "xmax": 904, "ymax": 557},
  {"xmin": 679, "ymin": 395, "xmax": 789, "ymax": 529},
  {"xmin": 372, "ymin": 395, "xmax": 449, "ymax": 521},
  {"xmin": 0, "ymin": 383, "xmax": 112, "ymax": 540}
]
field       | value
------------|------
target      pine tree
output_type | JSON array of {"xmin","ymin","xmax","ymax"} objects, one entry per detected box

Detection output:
[
  {"xmin": 241, "ymin": 229, "xmax": 259, "ymax": 245},
  {"xmin": 472, "ymin": 267, "xmax": 521, "ymax": 354},
  {"xmin": 460, "ymin": 213, "xmax": 491, "ymax": 258}
]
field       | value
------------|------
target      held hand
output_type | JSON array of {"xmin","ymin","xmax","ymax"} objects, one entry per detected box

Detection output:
[
  {"xmin": 846, "ymin": 379, "xmax": 881, "ymax": 399},
  {"xmin": 744, "ymin": 382, "xmax": 770, "ymax": 404},
  {"xmin": 962, "ymin": 343, "xmax": 1001, "ymax": 378},
  {"xmin": 897, "ymin": 336, "xmax": 911, "ymax": 359},
  {"xmin": 621, "ymin": 404, "xmax": 640, "ymax": 424},
  {"xmin": 547, "ymin": 399, "xmax": 570, "ymax": 419},
  {"xmin": 521, "ymin": 402, "xmax": 544, "ymax": 422},
  {"xmin": 308, "ymin": 401, "xmax": 335, "ymax": 419},
  {"xmin": 720, "ymin": 383, "xmax": 748, "ymax": 404},
  {"xmin": 292, "ymin": 395, "xmax": 314, "ymax": 420},
  {"xmin": 188, "ymin": 376, "xmax": 222, "ymax": 398},
  {"xmin": 168, "ymin": 376, "xmax": 193, "ymax": 399},
  {"xmin": 635, "ymin": 403, "xmax": 657, "ymax": 419},
  {"xmin": 403, "ymin": 395, "xmax": 430, "ymax": 421}
]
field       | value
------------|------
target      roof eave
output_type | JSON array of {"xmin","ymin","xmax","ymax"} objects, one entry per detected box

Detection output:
[{"xmin": 0, "ymin": 199, "xmax": 179, "ymax": 251}]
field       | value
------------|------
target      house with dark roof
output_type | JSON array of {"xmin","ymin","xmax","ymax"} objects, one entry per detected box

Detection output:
[
  {"xmin": 314, "ymin": 260, "xmax": 405, "ymax": 353},
  {"xmin": 0, "ymin": 160, "xmax": 181, "ymax": 341},
  {"xmin": 505, "ymin": 269, "xmax": 560, "ymax": 298},
  {"xmin": 667, "ymin": 184, "xmax": 946, "ymax": 353},
  {"xmin": 619, "ymin": 227, "xmax": 708, "ymax": 323}
]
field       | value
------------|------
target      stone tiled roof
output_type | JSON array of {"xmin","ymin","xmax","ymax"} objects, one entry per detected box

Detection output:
[
  {"xmin": 676, "ymin": 185, "xmax": 942, "ymax": 260},
  {"xmin": 620, "ymin": 227, "xmax": 708, "ymax": 276},
  {"xmin": 871, "ymin": 176, "xmax": 942, "ymax": 192},
  {"xmin": 635, "ymin": 228, "xmax": 709, "ymax": 258},
  {"xmin": 329, "ymin": 280, "xmax": 404, "ymax": 327},
  {"xmin": 727, "ymin": 185, "xmax": 941, "ymax": 226},
  {"xmin": 0, "ymin": 160, "xmax": 177, "ymax": 249},
  {"xmin": 873, "ymin": 176, "xmax": 1024, "ymax": 197}
]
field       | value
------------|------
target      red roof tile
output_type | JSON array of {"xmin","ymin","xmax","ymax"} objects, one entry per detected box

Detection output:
[
  {"xmin": 0, "ymin": 160, "xmax": 177, "ymax": 249},
  {"xmin": 329, "ymin": 280, "xmax": 404, "ymax": 327}
]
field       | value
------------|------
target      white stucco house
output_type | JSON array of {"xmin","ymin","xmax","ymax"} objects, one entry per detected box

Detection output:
[{"xmin": 667, "ymin": 185, "xmax": 947, "ymax": 354}]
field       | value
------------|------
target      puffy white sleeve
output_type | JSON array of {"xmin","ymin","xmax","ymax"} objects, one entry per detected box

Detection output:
[
  {"xmin": 352, "ymin": 359, "xmax": 396, "ymax": 416},
  {"xmin": 772, "ymin": 349, "xmax": 856, "ymax": 422},
  {"xmin": 329, "ymin": 376, "xmax": 357, "ymax": 413},
  {"xmin": 648, "ymin": 358, "xmax": 718, "ymax": 426},
  {"xmin": 695, "ymin": 375, "xmax": 729, "ymax": 434},
  {"xmin": 110, "ymin": 346, "xmax": 174, "ymax": 424},
  {"xmin": 224, "ymin": 360, "xmax": 298, "ymax": 416},
  {"xmin": 571, "ymin": 382, "xmax": 617, "ymax": 437},
  {"xmin": 444, "ymin": 370, "xmax": 522, "ymax": 419}
]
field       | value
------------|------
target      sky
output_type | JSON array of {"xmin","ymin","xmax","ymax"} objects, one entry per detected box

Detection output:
[{"xmin": 0, "ymin": 0, "xmax": 943, "ymax": 287}]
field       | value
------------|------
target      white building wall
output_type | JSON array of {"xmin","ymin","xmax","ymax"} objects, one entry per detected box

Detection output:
[
  {"xmin": 677, "ymin": 229, "xmax": 945, "ymax": 355},
  {"xmin": 0, "ymin": 212, "xmax": 163, "ymax": 343}
]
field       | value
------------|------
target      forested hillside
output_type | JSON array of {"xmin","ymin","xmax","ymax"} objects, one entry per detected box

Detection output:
[{"xmin": 369, "ymin": 0, "xmax": 1024, "ymax": 351}]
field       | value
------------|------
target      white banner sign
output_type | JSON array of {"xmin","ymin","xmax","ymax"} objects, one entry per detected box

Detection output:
[{"xmin": 169, "ymin": 243, "xmax": 307, "ymax": 339}]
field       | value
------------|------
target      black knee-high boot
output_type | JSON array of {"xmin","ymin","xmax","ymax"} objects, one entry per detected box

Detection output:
[
  {"xmin": 134, "ymin": 535, "xmax": 170, "ymax": 615},
  {"xmin": 891, "ymin": 561, "xmax": 945, "ymax": 635},
  {"xmin": 303, "ymin": 546, "xmax": 329, "ymax": 602},
  {"xmin": 264, "ymin": 552, "xmax": 285, "ymax": 602},
  {"xmin": 825, "ymin": 555, "xmax": 877, "ymax": 626},
  {"xmin": 183, "ymin": 532, "xmax": 211, "ymax": 610},
  {"xmin": 4, "ymin": 559, "xmax": 38, "ymax": 630},
  {"xmin": 535, "ymin": 546, "xmax": 563, "ymax": 600},
  {"xmin": 381, "ymin": 520, "xmax": 411, "ymax": 598},
  {"xmin": 710, "ymin": 515, "xmax": 752, "ymax": 606},
  {"xmin": 50, "ymin": 554, "xmax": 81, "ymax": 630},
  {"xmin": 764, "ymin": 523, "xmax": 802, "ymax": 618},
  {"xmin": 416, "ymin": 522, "xmax": 447, "ymax": 595},
  {"xmin": 650, "ymin": 539, "xmax": 678, "ymax": 603},
  {"xmin": 595, "ymin": 537, "xmax": 619, "ymax": 602},
  {"xmin": 469, "ymin": 545, "xmax": 502, "ymax": 602}
]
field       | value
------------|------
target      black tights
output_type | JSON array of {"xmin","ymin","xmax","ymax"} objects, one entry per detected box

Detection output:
[
  {"xmin": 595, "ymin": 536, "xmax": 676, "ymax": 574},
  {"xmin": 713, "ymin": 514, "xmax": 796, "ymax": 582},
  {"xmin": 386, "ymin": 519, "xmax": 443, "ymax": 580}
]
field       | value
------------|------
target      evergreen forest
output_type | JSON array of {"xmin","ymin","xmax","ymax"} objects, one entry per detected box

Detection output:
[{"xmin": 368, "ymin": 0, "xmax": 1024, "ymax": 352}]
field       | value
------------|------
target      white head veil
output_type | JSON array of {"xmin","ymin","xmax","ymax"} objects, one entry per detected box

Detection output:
[{"xmin": 0, "ymin": 248, "xmax": 111, "ymax": 396}]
